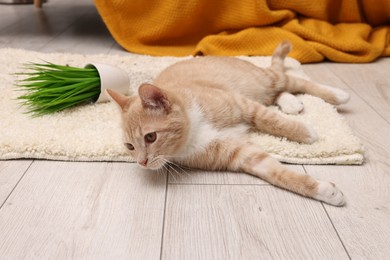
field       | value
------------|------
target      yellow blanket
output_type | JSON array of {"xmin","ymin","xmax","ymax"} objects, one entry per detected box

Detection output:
[{"xmin": 94, "ymin": 0, "xmax": 390, "ymax": 63}]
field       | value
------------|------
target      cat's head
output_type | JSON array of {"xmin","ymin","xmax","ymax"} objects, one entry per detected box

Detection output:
[{"xmin": 106, "ymin": 83, "xmax": 189, "ymax": 170}]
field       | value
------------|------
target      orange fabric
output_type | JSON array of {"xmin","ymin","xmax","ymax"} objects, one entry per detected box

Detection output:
[{"xmin": 94, "ymin": 0, "xmax": 390, "ymax": 63}]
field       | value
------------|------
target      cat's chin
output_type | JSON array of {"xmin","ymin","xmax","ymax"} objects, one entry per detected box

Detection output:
[{"xmin": 138, "ymin": 158, "xmax": 167, "ymax": 171}]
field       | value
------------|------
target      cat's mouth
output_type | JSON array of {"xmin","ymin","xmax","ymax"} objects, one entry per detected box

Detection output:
[{"xmin": 138, "ymin": 156, "xmax": 167, "ymax": 170}]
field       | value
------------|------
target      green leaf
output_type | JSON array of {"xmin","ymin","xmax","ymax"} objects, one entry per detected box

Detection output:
[{"xmin": 15, "ymin": 61, "xmax": 102, "ymax": 116}]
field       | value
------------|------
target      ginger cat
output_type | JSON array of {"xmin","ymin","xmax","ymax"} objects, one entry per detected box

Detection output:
[{"xmin": 107, "ymin": 41, "xmax": 349, "ymax": 206}]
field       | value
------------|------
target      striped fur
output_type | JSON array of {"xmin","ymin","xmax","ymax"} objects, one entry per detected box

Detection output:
[{"xmin": 107, "ymin": 41, "xmax": 348, "ymax": 206}]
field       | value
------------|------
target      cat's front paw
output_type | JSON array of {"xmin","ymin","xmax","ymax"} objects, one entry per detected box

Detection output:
[
  {"xmin": 299, "ymin": 124, "xmax": 318, "ymax": 144},
  {"xmin": 314, "ymin": 181, "xmax": 345, "ymax": 206}
]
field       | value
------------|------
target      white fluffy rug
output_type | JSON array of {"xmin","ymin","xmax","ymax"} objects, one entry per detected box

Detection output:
[{"xmin": 0, "ymin": 48, "xmax": 364, "ymax": 164}]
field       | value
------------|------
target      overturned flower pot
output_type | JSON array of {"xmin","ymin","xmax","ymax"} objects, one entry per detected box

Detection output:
[
  {"xmin": 16, "ymin": 62, "xmax": 130, "ymax": 116},
  {"xmin": 85, "ymin": 63, "xmax": 129, "ymax": 103}
]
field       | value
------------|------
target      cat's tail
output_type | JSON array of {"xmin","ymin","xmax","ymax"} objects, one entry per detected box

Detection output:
[
  {"xmin": 270, "ymin": 41, "xmax": 292, "ymax": 72},
  {"xmin": 271, "ymin": 41, "xmax": 350, "ymax": 105}
]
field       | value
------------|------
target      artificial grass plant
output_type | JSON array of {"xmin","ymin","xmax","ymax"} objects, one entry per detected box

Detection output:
[{"xmin": 16, "ymin": 62, "xmax": 101, "ymax": 116}]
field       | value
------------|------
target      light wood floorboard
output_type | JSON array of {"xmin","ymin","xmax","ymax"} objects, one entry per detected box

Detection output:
[
  {"xmin": 41, "ymin": 9, "xmax": 116, "ymax": 54},
  {"xmin": 0, "ymin": 0, "xmax": 93, "ymax": 51},
  {"xmin": 0, "ymin": 160, "xmax": 32, "ymax": 206},
  {"xmin": 326, "ymin": 60, "xmax": 390, "ymax": 123},
  {"xmin": 163, "ymin": 185, "xmax": 349, "ymax": 260},
  {"xmin": 302, "ymin": 63, "xmax": 390, "ymax": 259},
  {"xmin": 1, "ymin": 0, "xmax": 389, "ymax": 259},
  {"xmin": 0, "ymin": 161, "xmax": 166, "ymax": 259}
]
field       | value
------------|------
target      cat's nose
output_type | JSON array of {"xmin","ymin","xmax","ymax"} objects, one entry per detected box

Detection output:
[{"xmin": 139, "ymin": 159, "xmax": 148, "ymax": 167}]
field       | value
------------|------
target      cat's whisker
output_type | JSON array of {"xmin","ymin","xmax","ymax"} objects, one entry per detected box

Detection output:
[
  {"xmin": 160, "ymin": 165, "xmax": 169, "ymax": 178},
  {"xmin": 160, "ymin": 159, "xmax": 182, "ymax": 180},
  {"xmin": 169, "ymin": 163, "xmax": 189, "ymax": 180},
  {"xmin": 147, "ymin": 156, "xmax": 180, "ymax": 181},
  {"xmin": 161, "ymin": 157, "xmax": 192, "ymax": 178},
  {"xmin": 170, "ymin": 163, "xmax": 192, "ymax": 178},
  {"xmin": 156, "ymin": 166, "xmax": 165, "ymax": 177},
  {"xmin": 162, "ymin": 164, "xmax": 179, "ymax": 182},
  {"xmin": 164, "ymin": 155, "xmax": 193, "ymax": 171},
  {"xmin": 167, "ymin": 167, "xmax": 178, "ymax": 182}
]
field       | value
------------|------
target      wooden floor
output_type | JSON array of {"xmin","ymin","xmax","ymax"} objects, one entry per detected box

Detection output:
[{"xmin": 1, "ymin": 1, "xmax": 389, "ymax": 259}]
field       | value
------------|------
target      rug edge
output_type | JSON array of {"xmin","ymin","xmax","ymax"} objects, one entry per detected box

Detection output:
[
  {"xmin": 273, "ymin": 153, "xmax": 364, "ymax": 165},
  {"xmin": 0, "ymin": 152, "xmax": 364, "ymax": 165}
]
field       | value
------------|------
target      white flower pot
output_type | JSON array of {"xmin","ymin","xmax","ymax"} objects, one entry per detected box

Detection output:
[{"xmin": 85, "ymin": 63, "xmax": 130, "ymax": 103}]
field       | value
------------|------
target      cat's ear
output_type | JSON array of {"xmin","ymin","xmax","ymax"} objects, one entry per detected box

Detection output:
[
  {"xmin": 138, "ymin": 83, "xmax": 171, "ymax": 111},
  {"xmin": 105, "ymin": 89, "xmax": 130, "ymax": 111}
]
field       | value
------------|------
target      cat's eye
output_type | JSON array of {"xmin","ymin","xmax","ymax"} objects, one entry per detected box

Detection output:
[
  {"xmin": 144, "ymin": 132, "xmax": 157, "ymax": 143},
  {"xmin": 125, "ymin": 143, "xmax": 135, "ymax": 151}
]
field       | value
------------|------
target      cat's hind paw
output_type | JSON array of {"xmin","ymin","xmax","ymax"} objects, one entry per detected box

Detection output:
[
  {"xmin": 319, "ymin": 84, "xmax": 351, "ymax": 105},
  {"xmin": 276, "ymin": 92, "xmax": 304, "ymax": 115},
  {"xmin": 299, "ymin": 123, "xmax": 318, "ymax": 144},
  {"xmin": 333, "ymin": 88, "xmax": 350, "ymax": 104},
  {"xmin": 285, "ymin": 122, "xmax": 318, "ymax": 144}
]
